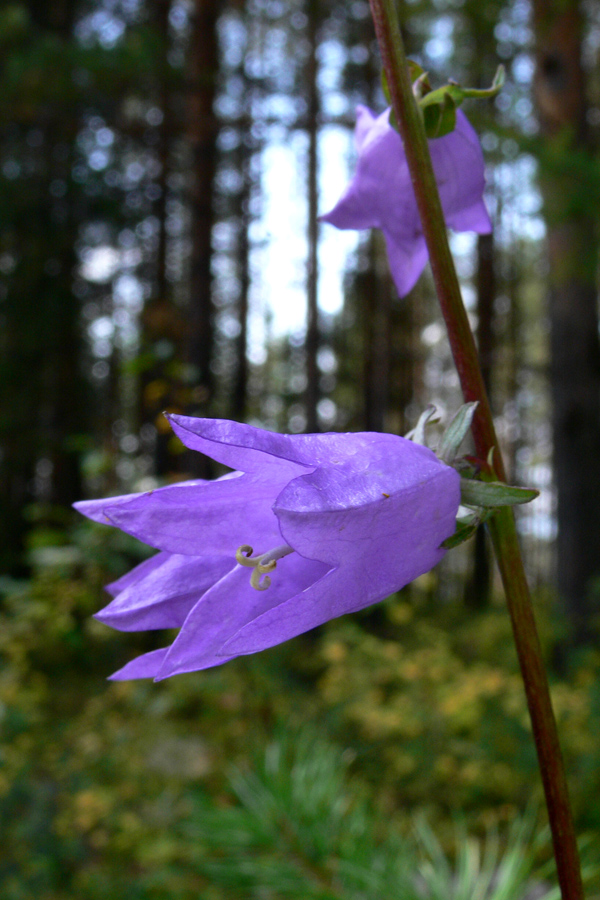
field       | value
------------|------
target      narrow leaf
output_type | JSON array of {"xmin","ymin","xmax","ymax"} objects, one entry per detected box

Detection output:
[
  {"xmin": 381, "ymin": 69, "xmax": 392, "ymax": 104},
  {"xmin": 441, "ymin": 520, "xmax": 478, "ymax": 549},
  {"xmin": 461, "ymin": 479, "xmax": 539, "ymax": 509},
  {"xmin": 382, "ymin": 69, "xmax": 409, "ymax": 132},
  {"xmin": 412, "ymin": 71, "xmax": 431, "ymax": 101},
  {"xmin": 437, "ymin": 402, "xmax": 478, "ymax": 462},
  {"xmin": 406, "ymin": 404, "xmax": 439, "ymax": 445},
  {"xmin": 407, "ymin": 59, "xmax": 430, "ymax": 89}
]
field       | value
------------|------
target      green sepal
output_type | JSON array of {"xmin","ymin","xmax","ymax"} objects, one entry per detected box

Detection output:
[
  {"xmin": 422, "ymin": 91, "xmax": 457, "ymax": 139},
  {"xmin": 461, "ymin": 64, "xmax": 505, "ymax": 100},
  {"xmin": 381, "ymin": 68, "xmax": 392, "ymax": 104},
  {"xmin": 382, "ymin": 64, "xmax": 504, "ymax": 141},
  {"xmin": 380, "ymin": 70, "xmax": 400, "ymax": 133},
  {"xmin": 405, "ymin": 404, "xmax": 439, "ymax": 445},
  {"xmin": 419, "ymin": 82, "xmax": 465, "ymax": 112},
  {"xmin": 460, "ymin": 479, "xmax": 539, "ymax": 509},
  {"xmin": 437, "ymin": 402, "xmax": 478, "ymax": 463},
  {"xmin": 418, "ymin": 65, "xmax": 505, "ymax": 139},
  {"xmin": 413, "ymin": 71, "xmax": 431, "ymax": 101},
  {"xmin": 407, "ymin": 59, "xmax": 430, "ymax": 87},
  {"xmin": 441, "ymin": 509, "xmax": 495, "ymax": 549},
  {"xmin": 419, "ymin": 65, "xmax": 505, "ymax": 112},
  {"xmin": 441, "ymin": 519, "xmax": 478, "ymax": 549}
]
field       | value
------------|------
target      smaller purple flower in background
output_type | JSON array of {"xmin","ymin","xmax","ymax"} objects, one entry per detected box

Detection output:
[
  {"xmin": 321, "ymin": 106, "xmax": 492, "ymax": 297},
  {"xmin": 75, "ymin": 416, "xmax": 460, "ymax": 680}
]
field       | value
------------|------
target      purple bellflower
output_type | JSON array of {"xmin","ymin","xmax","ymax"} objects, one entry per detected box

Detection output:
[
  {"xmin": 75, "ymin": 416, "xmax": 460, "ymax": 680},
  {"xmin": 321, "ymin": 106, "xmax": 492, "ymax": 297}
]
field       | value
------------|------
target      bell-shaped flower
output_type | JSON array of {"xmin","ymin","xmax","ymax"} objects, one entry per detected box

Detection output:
[
  {"xmin": 321, "ymin": 106, "xmax": 492, "ymax": 297},
  {"xmin": 74, "ymin": 416, "xmax": 460, "ymax": 680}
]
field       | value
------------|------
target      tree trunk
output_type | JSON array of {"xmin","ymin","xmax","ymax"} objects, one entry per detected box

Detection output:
[
  {"xmin": 186, "ymin": 0, "xmax": 220, "ymax": 411},
  {"xmin": 0, "ymin": 0, "xmax": 85, "ymax": 574},
  {"xmin": 232, "ymin": 121, "xmax": 252, "ymax": 422},
  {"xmin": 184, "ymin": 0, "xmax": 220, "ymax": 474},
  {"xmin": 304, "ymin": 0, "xmax": 320, "ymax": 433},
  {"xmin": 141, "ymin": 0, "xmax": 184, "ymax": 478},
  {"xmin": 362, "ymin": 234, "xmax": 392, "ymax": 432},
  {"xmin": 531, "ymin": 0, "xmax": 600, "ymax": 641},
  {"xmin": 465, "ymin": 232, "xmax": 496, "ymax": 609}
]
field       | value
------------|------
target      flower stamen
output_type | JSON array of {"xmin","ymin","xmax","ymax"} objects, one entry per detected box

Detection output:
[{"xmin": 235, "ymin": 543, "xmax": 294, "ymax": 591}]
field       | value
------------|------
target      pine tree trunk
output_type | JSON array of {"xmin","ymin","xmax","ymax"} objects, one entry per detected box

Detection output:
[
  {"xmin": 465, "ymin": 232, "xmax": 495, "ymax": 609},
  {"xmin": 232, "ymin": 119, "xmax": 252, "ymax": 422},
  {"xmin": 0, "ymin": 0, "xmax": 85, "ymax": 573},
  {"xmin": 304, "ymin": 0, "xmax": 320, "ymax": 433},
  {"xmin": 184, "ymin": 0, "xmax": 220, "ymax": 474},
  {"xmin": 186, "ymin": 0, "xmax": 220, "ymax": 412},
  {"xmin": 531, "ymin": 0, "xmax": 600, "ymax": 641},
  {"xmin": 142, "ymin": 0, "xmax": 182, "ymax": 478},
  {"xmin": 363, "ymin": 234, "xmax": 392, "ymax": 432}
]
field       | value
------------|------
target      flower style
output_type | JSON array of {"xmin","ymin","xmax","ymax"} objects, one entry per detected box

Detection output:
[
  {"xmin": 75, "ymin": 416, "xmax": 460, "ymax": 680},
  {"xmin": 321, "ymin": 106, "xmax": 492, "ymax": 297}
]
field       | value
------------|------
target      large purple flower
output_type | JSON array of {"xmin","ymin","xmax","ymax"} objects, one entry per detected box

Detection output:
[
  {"xmin": 321, "ymin": 106, "xmax": 492, "ymax": 297},
  {"xmin": 75, "ymin": 416, "xmax": 460, "ymax": 680}
]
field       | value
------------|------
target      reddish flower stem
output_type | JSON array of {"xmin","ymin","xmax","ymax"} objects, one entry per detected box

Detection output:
[{"xmin": 368, "ymin": 1, "xmax": 584, "ymax": 897}]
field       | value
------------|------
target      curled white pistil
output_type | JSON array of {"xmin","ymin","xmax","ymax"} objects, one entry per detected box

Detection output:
[
  {"xmin": 236, "ymin": 545, "xmax": 261, "ymax": 567},
  {"xmin": 235, "ymin": 543, "xmax": 294, "ymax": 591}
]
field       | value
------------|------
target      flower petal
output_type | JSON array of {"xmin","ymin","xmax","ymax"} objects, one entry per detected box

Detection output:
[
  {"xmin": 220, "ymin": 568, "xmax": 362, "ymax": 657},
  {"xmin": 101, "ymin": 473, "xmax": 286, "ymax": 556},
  {"xmin": 382, "ymin": 229, "xmax": 429, "ymax": 297},
  {"xmin": 74, "ymin": 490, "xmax": 159, "ymax": 526},
  {"xmin": 97, "ymin": 554, "xmax": 234, "ymax": 631},
  {"xmin": 167, "ymin": 415, "xmax": 310, "ymax": 477},
  {"xmin": 321, "ymin": 105, "xmax": 491, "ymax": 298},
  {"xmin": 73, "ymin": 479, "xmax": 209, "ymax": 526},
  {"xmin": 320, "ymin": 109, "xmax": 414, "ymax": 233},
  {"xmin": 430, "ymin": 110, "xmax": 489, "ymax": 221},
  {"xmin": 224, "ymin": 465, "xmax": 457, "ymax": 656},
  {"xmin": 446, "ymin": 199, "xmax": 492, "ymax": 234},
  {"xmin": 274, "ymin": 434, "xmax": 460, "ymax": 568},
  {"xmin": 109, "ymin": 648, "xmax": 170, "ymax": 681},
  {"xmin": 155, "ymin": 552, "xmax": 331, "ymax": 678},
  {"xmin": 354, "ymin": 103, "xmax": 377, "ymax": 151},
  {"xmin": 167, "ymin": 415, "xmax": 375, "ymax": 472},
  {"xmin": 105, "ymin": 552, "xmax": 168, "ymax": 598}
]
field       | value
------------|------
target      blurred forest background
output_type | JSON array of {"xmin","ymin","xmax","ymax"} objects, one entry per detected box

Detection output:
[{"xmin": 2, "ymin": 0, "xmax": 600, "ymax": 897}]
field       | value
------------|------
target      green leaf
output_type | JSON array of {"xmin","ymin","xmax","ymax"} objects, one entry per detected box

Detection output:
[
  {"xmin": 437, "ymin": 402, "xmax": 478, "ymax": 462},
  {"xmin": 460, "ymin": 479, "xmax": 539, "ymax": 509}
]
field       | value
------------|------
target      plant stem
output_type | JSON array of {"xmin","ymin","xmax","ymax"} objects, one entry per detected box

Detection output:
[{"xmin": 368, "ymin": 1, "xmax": 584, "ymax": 897}]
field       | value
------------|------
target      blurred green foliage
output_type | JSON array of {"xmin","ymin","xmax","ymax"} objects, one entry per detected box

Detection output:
[
  {"xmin": 312, "ymin": 591, "xmax": 600, "ymax": 834},
  {"xmin": 0, "ymin": 527, "xmax": 598, "ymax": 897}
]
